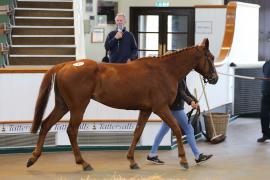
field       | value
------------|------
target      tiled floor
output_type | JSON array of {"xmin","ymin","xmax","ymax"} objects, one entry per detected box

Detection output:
[{"xmin": 0, "ymin": 118, "xmax": 269, "ymax": 180}]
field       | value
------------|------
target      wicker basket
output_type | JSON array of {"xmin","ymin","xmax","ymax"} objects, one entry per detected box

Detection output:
[{"xmin": 203, "ymin": 112, "xmax": 229, "ymax": 139}]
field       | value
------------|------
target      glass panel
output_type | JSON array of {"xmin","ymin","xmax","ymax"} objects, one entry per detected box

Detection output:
[
  {"xmin": 138, "ymin": 15, "xmax": 159, "ymax": 32},
  {"xmin": 167, "ymin": 15, "xmax": 188, "ymax": 33},
  {"xmin": 139, "ymin": 51, "xmax": 159, "ymax": 58},
  {"xmin": 139, "ymin": 33, "xmax": 159, "ymax": 50},
  {"xmin": 167, "ymin": 34, "xmax": 187, "ymax": 51}
]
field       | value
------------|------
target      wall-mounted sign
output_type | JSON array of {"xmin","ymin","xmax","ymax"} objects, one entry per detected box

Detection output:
[
  {"xmin": 155, "ymin": 1, "xmax": 169, "ymax": 7},
  {"xmin": 91, "ymin": 28, "xmax": 105, "ymax": 43},
  {"xmin": 196, "ymin": 21, "xmax": 212, "ymax": 34},
  {"xmin": 96, "ymin": 15, "xmax": 107, "ymax": 26}
]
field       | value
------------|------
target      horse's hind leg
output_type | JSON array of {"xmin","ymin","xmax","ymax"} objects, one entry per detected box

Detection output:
[
  {"xmin": 127, "ymin": 110, "xmax": 151, "ymax": 169},
  {"xmin": 67, "ymin": 109, "xmax": 92, "ymax": 171},
  {"xmin": 27, "ymin": 105, "xmax": 68, "ymax": 167},
  {"xmin": 155, "ymin": 107, "xmax": 188, "ymax": 169}
]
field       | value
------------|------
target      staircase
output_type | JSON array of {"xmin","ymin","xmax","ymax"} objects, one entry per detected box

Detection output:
[{"xmin": 10, "ymin": 0, "xmax": 75, "ymax": 65}]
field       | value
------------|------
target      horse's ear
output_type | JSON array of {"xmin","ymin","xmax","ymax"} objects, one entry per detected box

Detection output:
[{"xmin": 201, "ymin": 38, "xmax": 209, "ymax": 50}]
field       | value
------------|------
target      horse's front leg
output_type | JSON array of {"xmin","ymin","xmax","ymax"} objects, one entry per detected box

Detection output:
[
  {"xmin": 127, "ymin": 110, "xmax": 151, "ymax": 169},
  {"xmin": 155, "ymin": 106, "xmax": 189, "ymax": 169}
]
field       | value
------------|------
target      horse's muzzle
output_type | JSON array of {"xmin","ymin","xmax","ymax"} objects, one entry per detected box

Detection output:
[{"xmin": 208, "ymin": 73, "xmax": 218, "ymax": 84}]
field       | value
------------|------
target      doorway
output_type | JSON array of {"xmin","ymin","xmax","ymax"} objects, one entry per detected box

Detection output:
[{"xmin": 130, "ymin": 7, "xmax": 195, "ymax": 57}]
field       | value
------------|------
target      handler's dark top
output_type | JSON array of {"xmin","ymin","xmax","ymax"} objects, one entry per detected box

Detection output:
[
  {"xmin": 262, "ymin": 60, "xmax": 270, "ymax": 95},
  {"xmin": 104, "ymin": 28, "xmax": 138, "ymax": 63},
  {"xmin": 170, "ymin": 79, "xmax": 198, "ymax": 111}
]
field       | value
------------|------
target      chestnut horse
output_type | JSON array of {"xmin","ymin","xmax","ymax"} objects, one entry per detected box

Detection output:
[{"xmin": 27, "ymin": 38, "xmax": 218, "ymax": 171}]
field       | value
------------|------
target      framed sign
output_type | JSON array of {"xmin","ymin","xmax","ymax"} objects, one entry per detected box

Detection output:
[
  {"xmin": 196, "ymin": 21, "xmax": 212, "ymax": 34},
  {"xmin": 91, "ymin": 28, "xmax": 105, "ymax": 43}
]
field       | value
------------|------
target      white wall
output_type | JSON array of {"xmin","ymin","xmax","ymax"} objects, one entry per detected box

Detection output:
[
  {"xmin": 191, "ymin": 3, "xmax": 260, "ymax": 112},
  {"xmin": 229, "ymin": 2, "xmax": 260, "ymax": 64},
  {"xmin": 74, "ymin": 0, "xmax": 86, "ymax": 59},
  {"xmin": 195, "ymin": 8, "xmax": 227, "ymax": 57},
  {"xmin": 190, "ymin": 7, "xmax": 230, "ymax": 111}
]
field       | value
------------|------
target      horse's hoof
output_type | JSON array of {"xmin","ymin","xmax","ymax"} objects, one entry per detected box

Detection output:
[
  {"xmin": 180, "ymin": 162, "xmax": 189, "ymax": 169},
  {"xmin": 130, "ymin": 163, "xmax": 140, "ymax": 169},
  {"xmin": 83, "ymin": 165, "xmax": 93, "ymax": 171},
  {"xmin": 26, "ymin": 159, "xmax": 34, "ymax": 168}
]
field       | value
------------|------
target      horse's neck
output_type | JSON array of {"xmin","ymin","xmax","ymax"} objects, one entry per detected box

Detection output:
[{"xmin": 161, "ymin": 49, "xmax": 198, "ymax": 80}]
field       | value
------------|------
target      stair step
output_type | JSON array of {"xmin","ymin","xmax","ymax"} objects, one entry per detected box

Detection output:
[
  {"xmin": 15, "ymin": 8, "xmax": 73, "ymax": 17},
  {"xmin": 12, "ymin": 45, "xmax": 75, "ymax": 47},
  {"xmin": 9, "ymin": 56, "xmax": 75, "ymax": 65},
  {"xmin": 11, "ymin": 0, "xmax": 75, "ymax": 65},
  {"xmin": 15, "ymin": 16, "xmax": 73, "ymax": 20},
  {"xmin": 17, "ymin": 1, "xmax": 73, "ymax": 9},
  {"xmin": 15, "ymin": 8, "xmax": 73, "ymax": 11},
  {"xmin": 12, "ymin": 26, "xmax": 74, "ymax": 35},
  {"xmin": 15, "ymin": 18, "xmax": 74, "ymax": 26},
  {"xmin": 10, "ymin": 47, "xmax": 75, "ymax": 55},
  {"xmin": 12, "ymin": 36, "xmax": 75, "ymax": 45},
  {"xmin": 17, "ymin": 0, "xmax": 73, "ymax": 2},
  {"xmin": 12, "ymin": 35, "xmax": 74, "ymax": 37}
]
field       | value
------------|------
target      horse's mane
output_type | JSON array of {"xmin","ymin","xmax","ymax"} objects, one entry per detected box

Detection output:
[
  {"xmin": 135, "ymin": 46, "xmax": 199, "ymax": 62},
  {"xmin": 160, "ymin": 46, "xmax": 199, "ymax": 59}
]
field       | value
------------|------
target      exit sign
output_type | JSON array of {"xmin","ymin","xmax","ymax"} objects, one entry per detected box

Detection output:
[{"xmin": 155, "ymin": 1, "xmax": 170, "ymax": 7}]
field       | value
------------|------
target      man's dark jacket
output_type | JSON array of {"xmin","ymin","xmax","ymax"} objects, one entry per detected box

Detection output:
[{"xmin": 104, "ymin": 28, "xmax": 138, "ymax": 63}]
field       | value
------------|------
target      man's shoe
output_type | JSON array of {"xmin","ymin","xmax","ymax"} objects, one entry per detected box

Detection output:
[
  {"xmin": 147, "ymin": 155, "xmax": 165, "ymax": 165},
  {"xmin": 195, "ymin": 153, "xmax": 213, "ymax": 164},
  {"xmin": 257, "ymin": 136, "xmax": 270, "ymax": 142}
]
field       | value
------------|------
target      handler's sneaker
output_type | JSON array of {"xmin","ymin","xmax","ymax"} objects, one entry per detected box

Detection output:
[
  {"xmin": 195, "ymin": 153, "xmax": 213, "ymax": 164},
  {"xmin": 147, "ymin": 155, "xmax": 165, "ymax": 165}
]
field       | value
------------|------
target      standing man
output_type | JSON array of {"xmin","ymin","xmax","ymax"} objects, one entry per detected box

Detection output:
[
  {"xmin": 258, "ymin": 60, "xmax": 270, "ymax": 142},
  {"xmin": 104, "ymin": 13, "xmax": 138, "ymax": 63}
]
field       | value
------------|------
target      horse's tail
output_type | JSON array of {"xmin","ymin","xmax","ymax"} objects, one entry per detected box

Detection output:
[{"xmin": 31, "ymin": 64, "xmax": 65, "ymax": 133}]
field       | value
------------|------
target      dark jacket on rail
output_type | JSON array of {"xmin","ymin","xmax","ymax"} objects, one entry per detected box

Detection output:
[{"xmin": 104, "ymin": 28, "xmax": 138, "ymax": 63}]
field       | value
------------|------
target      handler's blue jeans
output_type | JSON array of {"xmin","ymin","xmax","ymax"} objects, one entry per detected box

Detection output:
[{"xmin": 150, "ymin": 110, "xmax": 200, "ymax": 159}]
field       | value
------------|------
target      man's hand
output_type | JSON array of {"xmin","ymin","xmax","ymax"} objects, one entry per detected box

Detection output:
[{"xmin": 115, "ymin": 32, "xmax": 123, "ymax": 39}]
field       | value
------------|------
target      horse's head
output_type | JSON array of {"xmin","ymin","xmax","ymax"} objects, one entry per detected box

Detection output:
[{"xmin": 194, "ymin": 38, "xmax": 218, "ymax": 84}]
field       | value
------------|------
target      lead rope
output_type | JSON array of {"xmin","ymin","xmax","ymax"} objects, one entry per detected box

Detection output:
[{"xmin": 217, "ymin": 71, "xmax": 270, "ymax": 81}]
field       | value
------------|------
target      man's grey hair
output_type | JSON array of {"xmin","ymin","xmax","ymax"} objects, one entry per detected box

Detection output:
[{"xmin": 115, "ymin": 13, "xmax": 126, "ymax": 20}]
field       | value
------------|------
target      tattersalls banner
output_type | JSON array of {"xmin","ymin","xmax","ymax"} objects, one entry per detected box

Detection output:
[{"xmin": 0, "ymin": 122, "xmax": 137, "ymax": 133}]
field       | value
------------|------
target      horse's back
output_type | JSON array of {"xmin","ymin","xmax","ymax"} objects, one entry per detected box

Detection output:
[
  {"xmin": 56, "ymin": 59, "xmax": 98, "ymax": 76},
  {"xmin": 54, "ymin": 59, "xmax": 99, "ymax": 101},
  {"xmin": 92, "ymin": 58, "xmax": 177, "ymax": 110}
]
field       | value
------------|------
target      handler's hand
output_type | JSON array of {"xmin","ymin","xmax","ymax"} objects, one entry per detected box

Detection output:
[{"xmin": 191, "ymin": 101, "xmax": 199, "ymax": 109}]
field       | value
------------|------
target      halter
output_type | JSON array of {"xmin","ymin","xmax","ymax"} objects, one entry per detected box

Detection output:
[
  {"xmin": 202, "ymin": 51, "xmax": 216, "ymax": 84},
  {"xmin": 195, "ymin": 46, "xmax": 216, "ymax": 84}
]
